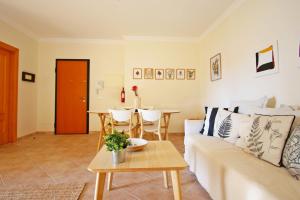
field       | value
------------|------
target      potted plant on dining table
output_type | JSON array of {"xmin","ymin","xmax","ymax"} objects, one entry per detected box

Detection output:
[{"xmin": 104, "ymin": 130, "xmax": 131, "ymax": 164}]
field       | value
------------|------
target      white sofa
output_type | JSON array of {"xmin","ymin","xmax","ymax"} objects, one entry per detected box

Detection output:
[{"xmin": 184, "ymin": 119, "xmax": 300, "ymax": 200}]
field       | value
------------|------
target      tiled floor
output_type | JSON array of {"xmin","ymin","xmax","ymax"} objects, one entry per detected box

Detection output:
[{"xmin": 0, "ymin": 132, "xmax": 211, "ymax": 200}]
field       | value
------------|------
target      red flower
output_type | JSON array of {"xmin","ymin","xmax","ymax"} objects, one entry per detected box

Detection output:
[
  {"xmin": 132, "ymin": 85, "xmax": 138, "ymax": 91},
  {"xmin": 131, "ymin": 85, "xmax": 138, "ymax": 96}
]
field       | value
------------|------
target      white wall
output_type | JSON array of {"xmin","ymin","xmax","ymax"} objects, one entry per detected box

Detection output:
[
  {"xmin": 124, "ymin": 40, "xmax": 201, "ymax": 132},
  {"xmin": 0, "ymin": 20, "xmax": 38, "ymax": 137},
  {"xmin": 4, "ymin": 0, "xmax": 299, "ymax": 135},
  {"xmin": 37, "ymin": 41, "xmax": 125, "ymax": 131},
  {"xmin": 198, "ymin": 0, "xmax": 300, "ymax": 114},
  {"xmin": 37, "ymin": 40, "xmax": 201, "ymax": 133}
]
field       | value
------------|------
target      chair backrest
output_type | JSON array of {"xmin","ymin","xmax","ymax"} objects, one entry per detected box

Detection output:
[
  {"xmin": 109, "ymin": 109, "xmax": 132, "ymax": 122},
  {"xmin": 139, "ymin": 109, "xmax": 161, "ymax": 122}
]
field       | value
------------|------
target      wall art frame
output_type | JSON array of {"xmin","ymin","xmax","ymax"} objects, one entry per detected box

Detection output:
[
  {"xmin": 165, "ymin": 68, "xmax": 175, "ymax": 80},
  {"xmin": 144, "ymin": 68, "xmax": 154, "ymax": 79},
  {"xmin": 186, "ymin": 69, "xmax": 196, "ymax": 80},
  {"xmin": 133, "ymin": 68, "xmax": 142, "ymax": 79},
  {"xmin": 176, "ymin": 69, "xmax": 185, "ymax": 80},
  {"xmin": 155, "ymin": 69, "xmax": 164, "ymax": 80},
  {"xmin": 210, "ymin": 53, "xmax": 222, "ymax": 81},
  {"xmin": 255, "ymin": 40, "xmax": 279, "ymax": 77}
]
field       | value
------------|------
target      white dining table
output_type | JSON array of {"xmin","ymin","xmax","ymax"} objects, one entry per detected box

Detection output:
[{"xmin": 88, "ymin": 109, "xmax": 180, "ymax": 151}]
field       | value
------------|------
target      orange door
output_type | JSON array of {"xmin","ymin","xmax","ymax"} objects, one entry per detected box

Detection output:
[
  {"xmin": 55, "ymin": 59, "xmax": 89, "ymax": 134},
  {"xmin": 0, "ymin": 41, "xmax": 18, "ymax": 145},
  {"xmin": 0, "ymin": 48, "xmax": 10, "ymax": 144}
]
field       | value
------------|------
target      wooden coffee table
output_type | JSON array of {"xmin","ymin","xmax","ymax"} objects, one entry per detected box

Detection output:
[{"xmin": 88, "ymin": 141, "xmax": 187, "ymax": 200}]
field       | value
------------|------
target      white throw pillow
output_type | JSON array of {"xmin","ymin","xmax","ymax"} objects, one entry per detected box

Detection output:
[
  {"xmin": 280, "ymin": 104, "xmax": 300, "ymax": 111},
  {"xmin": 243, "ymin": 114, "xmax": 295, "ymax": 166},
  {"xmin": 214, "ymin": 109, "xmax": 250, "ymax": 143},
  {"xmin": 230, "ymin": 96, "xmax": 268, "ymax": 114},
  {"xmin": 282, "ymin": 126, "xmax": 300, "ymax": 179},
  {"xmin": 253, "ymin": 108, "xmax": 300, "ymax": 132},
  {"xmin": 200, "ymin": 107, "xmax": 220, "ymax": 136},
  {"xmin": 236, "ymin": 108, "xmax": 300, "ymax": 148},
  {"xmin": 200, "ymin": 107, "xmax": 238, "ymax": 136},
  {"xmin": 235, "ymin": 116, "xmax": 254, "ymax": 148}
]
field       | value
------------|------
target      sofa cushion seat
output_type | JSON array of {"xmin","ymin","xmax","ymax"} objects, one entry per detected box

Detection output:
[
  {"xmin": 185, "ymin": 132, "xmax": 300, "ymax": 200},
  {"xmin": 186, "ymin": 132, "xmax": 239, "ymax": 152}
]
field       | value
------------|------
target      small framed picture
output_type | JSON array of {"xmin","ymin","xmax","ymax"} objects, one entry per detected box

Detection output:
[
  {"xmin": 186, "ymin": 69, "xmax": 196, "ymax": 80},
  {"xmin": 155, "ymin": 69, "xmax": 164, "ymax": 80},
  {"xmin": 133, "ymin": 68, "xmax": 142, "ymax": 79},
  {"xmin": 144, "ymin": 68, "xmax": 153, "ymax": 79},
  {"xmin": 210, "ymin": 53, "xmax": 222, "ymax": 81},
  {"xmin": 22, "ymin": 72, "xmax": 35, "ymax": 82},
  {"xmin": 165, "ymin": 68, "xmax": 175, "ymax": 80},
  {"xmin": 176, "ymin": 69, "xmax": 185, "ymax": 80}
]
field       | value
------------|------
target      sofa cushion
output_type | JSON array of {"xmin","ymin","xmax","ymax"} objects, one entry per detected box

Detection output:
[
  {"xmin": 230, "ymin": 96, "xmax": 267, "ymax": 114},
  {"xmin": 214, "ymin": 109, "xmax": 250, "ymax": 143},
  {"xmin": 186, "ymin": 132, "xmax": 239, "ymax": 153},
  {"xmin": 252, "ymin": 107, "xmax": 300, "ymax": 132},
  {"xmin": 283, "ymin": 126, "xmax": 300, "ymax": 179},
  {"xmin": 281, "ymin": 104, "xmax": 300, "ymax": 111},
  {"xmin": 185, "ymin": 131, "xmax": 300, "ymax": 200},
  {"xmin": 200, "ymin": 106, "xmax": 238, "ymax": 136},
  {"xmin": 241, "ymin": 114, "xmax": 295, "ymax": 166},
  {"xmin": 200, "ymin": 107, "xmax": 219, "ymax": 136}
]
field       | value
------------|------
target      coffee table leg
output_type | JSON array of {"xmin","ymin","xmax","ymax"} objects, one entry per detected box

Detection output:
[
  {"xmin": 163, "ymin": 171, "xmax": 168, "ymax": 188},
  {"xmin": 107, "ymin": 172, "xmax": 113, "ymax": 191},
  {"xmin": 170, "ymin": 170, "xmax": 182, "ymax": 200},
  {"xmin": 94, "ymin": 172, "xmax": 106, "ymax": 200}
]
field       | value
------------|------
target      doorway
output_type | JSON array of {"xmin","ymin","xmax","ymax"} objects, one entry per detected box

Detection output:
[
  {"xmin": 0, "ymin": 41, "xmax": 18, "ymax": 144},
  {"xmin": 55, "ymin": 59, "xmax": 90, "ymax": 134}
]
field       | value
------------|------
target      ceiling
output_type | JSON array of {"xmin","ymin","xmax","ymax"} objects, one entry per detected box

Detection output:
[{"xmin": 0, "ymin": 0, "xmax": 236, "ymax": 39}]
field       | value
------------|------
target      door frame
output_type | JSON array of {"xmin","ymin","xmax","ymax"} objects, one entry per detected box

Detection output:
[
  {"xmin": 54, "ymin": 59, "xmax": 90, "ymax": 134},
  {"xmin": 0, "ymin": 41, "xmax": 19, "ymax": 143}
]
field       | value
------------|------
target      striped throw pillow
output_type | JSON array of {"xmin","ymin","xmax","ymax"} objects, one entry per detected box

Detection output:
[{"xmin": 200, "ymin": 106, "xmax": 238, "ymax": 136}]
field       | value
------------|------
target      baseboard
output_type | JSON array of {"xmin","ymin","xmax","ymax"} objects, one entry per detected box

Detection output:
[
  {"xmin": 168, "ymin": 132, "xmax": 184, "ymax": 136},
  {"xmin": 34, "ymin": 131, "xmax": 99, "ymax": 134},
  {"xmin": 18, "ymin": 131, "xmax": 183, "ymax": 137},
  {"xmin": 18, "ymin": 131, "xmax": 40, "ymax": 140},
  {"xmin": 89, "ymin": 131, "xmax": 99, "ymax": 134}
]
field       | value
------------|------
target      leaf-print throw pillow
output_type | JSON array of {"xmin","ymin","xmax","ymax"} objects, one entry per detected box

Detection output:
[
  {"xmin": 235, "ymin": 116, "xmax": 254, "ymax": 148},
  {"xmin": 282, "ymin": 126, "xmax": 300, "ymax": 179},
  {"xmin": 214, "ymin": 109, "xmax": 250, "ymax": 143},
  {"xmin": 243, "ymin": 114, "xmax": 295, "ymax": 166},
  {"xmin": 200, "ymin": 106, "xmax": 239, "ymax": 136}
]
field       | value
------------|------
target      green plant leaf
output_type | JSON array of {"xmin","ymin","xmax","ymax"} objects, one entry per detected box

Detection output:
[{"xmin": 104, "ymin": 129, "xmax": 131, "ymax": 151}]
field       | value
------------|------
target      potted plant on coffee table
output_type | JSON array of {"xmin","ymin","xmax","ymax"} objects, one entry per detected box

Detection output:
[{"xmin": 104, "ymin": 130, "xmax": 131, "ymax": 164}]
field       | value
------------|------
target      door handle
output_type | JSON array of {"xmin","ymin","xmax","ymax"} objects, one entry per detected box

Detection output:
[{"xmin": 80, "ymin": 97, "xmax": 86, "ymax": 102}]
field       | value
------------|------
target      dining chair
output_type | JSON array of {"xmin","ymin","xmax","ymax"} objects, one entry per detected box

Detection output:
[
  {"xmin": 138, "ymin": 109, "xmax": 169, "ymax": 188},
  {"xmin": 138, "ymin": 109, "xmax": 162, "ymax": 140},
  {"xmin": 107, "ymin": 109, "xmax": 135, "ymax": 191},
  {"xmin": 109, "ymin": 109, "xmax": 135, "ymax": 138}
]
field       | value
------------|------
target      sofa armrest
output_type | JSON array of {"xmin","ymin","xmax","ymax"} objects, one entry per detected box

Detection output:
[{"xmin": 184, "ymin": 119, "xmax": 204, "ymax": 137}]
